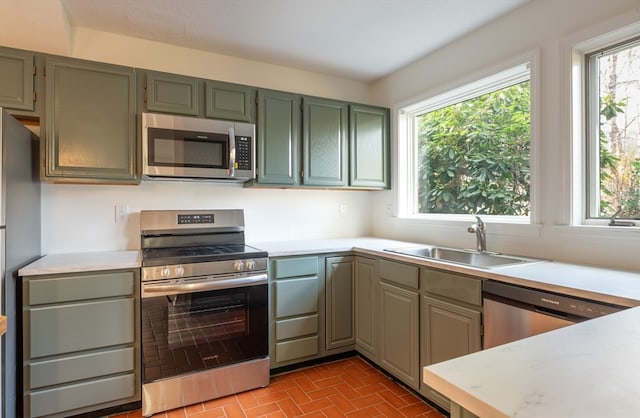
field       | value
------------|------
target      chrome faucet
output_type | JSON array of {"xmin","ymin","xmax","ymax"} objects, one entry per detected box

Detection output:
[
  {"xmin": 467, "ymin": 216, "xmax": 487, "ymax": 252},
  {"xmin": 609, "ymin": 206, "xmax": 636, "ymax": 227}
]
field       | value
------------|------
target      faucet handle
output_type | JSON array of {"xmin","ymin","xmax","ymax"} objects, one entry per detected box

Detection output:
[{"xmin": 474, "ymin": 215, "xmax": 485, "ymax": 228}]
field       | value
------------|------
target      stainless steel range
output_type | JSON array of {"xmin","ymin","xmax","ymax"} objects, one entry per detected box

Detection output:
[{"xmin": 139, "ymin": 209, "xmax": 269, "ymax": 417}]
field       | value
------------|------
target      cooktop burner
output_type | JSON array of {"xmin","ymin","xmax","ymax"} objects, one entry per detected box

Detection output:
[{"xmin": 142, "ymin": 244, "xmax": 268, "ymax": 267}]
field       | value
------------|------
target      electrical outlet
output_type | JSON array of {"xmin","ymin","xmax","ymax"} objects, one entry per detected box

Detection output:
[
  {"xmin": 339, "ymin": 203, "xmax": 347, "ymax": 218},
  {"xmin": 115, "ymin": 205, "xmax": 129, "ymax": 223}
]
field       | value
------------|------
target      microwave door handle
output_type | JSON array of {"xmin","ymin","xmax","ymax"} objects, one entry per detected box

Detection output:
[{"xmin": 228, "ymin": 127, "xmax": 236, "ymax": 176}]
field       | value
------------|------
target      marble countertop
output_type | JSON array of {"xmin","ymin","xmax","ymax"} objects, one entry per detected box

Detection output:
[
  {"xmin": 19, "ymin": 237, "xmax": 640, "ymax": 418},
  {"xmin": 423, "ymin": 305, "xmax": 640, "ymax": 417},
  {"xmin": 254, "ymin": 237, "xmax": 640, "ymax": 308},
  {"xmin": 20, "ymin": 238, "xmax": 640, "ymax": 307},
  {"xmin": 18, "ymin": 250, "xmax": 141, "ymax": 276}
]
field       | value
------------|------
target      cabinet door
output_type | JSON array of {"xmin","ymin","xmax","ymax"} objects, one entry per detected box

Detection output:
[
  {"xmin": 256, "ymin": 89, "xmax": 301, "ymax": 185},
  {"xmin": 143, "ymin": 71, "xmax": 201, "ymax": 116},
  {"xmin": 45, "ymin": 57, "xmax": 137, "ymax": 182},
  {"xmin": 355, "ymin": 257, "xmax": 377, "ymax": 358},
  {"xmin": 205, "ymin": 80, "xmax": 255, "ymax": 122},
  {"xmin": 302, "ymin": 97, "xmax": 348, "ymax": 186},
  {"xmin": 325, "ymin": 256, "xmax": 355, "ymax": 350},
  {"xmin": 421, "ymin": 295, "xmax": 481, "ymax": 365},
  {"xmin": 379, "ymin": 281, "xmax": 419, "ymax": 389},
  {"xmin": 0, "ymin": 48, "xmax": 34, "ymax": 111},
  {"xmin": 349, "ymin": 105, "xmax": 389, "ymax": 188},
  {"xmin": 420, "ymin": 295, "xmax": 481, "ymax": 410}
]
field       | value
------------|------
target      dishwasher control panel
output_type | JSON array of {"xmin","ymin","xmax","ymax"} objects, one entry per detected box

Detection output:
[{"xmin": 483, "ymin": 280, "xmax": 625, "ymax": 320}]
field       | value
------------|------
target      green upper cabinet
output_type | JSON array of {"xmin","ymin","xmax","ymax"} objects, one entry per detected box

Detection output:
[
  {"xmin": 205, "ymin": 80, "xmax": 255, "ymax": 122},
  {"xmin": 0, "ymin": 47, "xmax": 36, "ymax": 112},
  {"xmin": 141, "ymin": 70, "xmax": 201, "ymax": 116},
  {"xmin": 253, "ymin": 90, "xmax": 389, "ymax": 189},
  {"xmin": 256, "ymin": 89, "xmax": 301, "ymax": 185},
  {"xmin": 302, "ymin": 96, "xmax": 348, "ymax": 187},
  {"xmin": 349, "ymin": 104, "xmax": 390, "ymax": 188},
  {"xmin": 45, "ymin": 57, "xmax": 137, "ymax": 183}
]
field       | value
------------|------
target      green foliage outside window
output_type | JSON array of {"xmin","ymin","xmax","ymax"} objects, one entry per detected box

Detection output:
[{"xmin": 417, "ymin": 81, "xmax": 531, "ymax": 216}]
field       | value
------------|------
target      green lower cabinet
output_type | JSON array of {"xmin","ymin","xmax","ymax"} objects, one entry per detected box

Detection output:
[
  {"xmin": 450, "ymin": 402, "xmax": 481, "ymax": 418},
  {"xmin": 21, "ymin": 269, "xmax": 140, "ymax": 417},
  {"xmin": 325, "ymin": 256, "xmax": 355, "ymax": 350},
  {"xmin": 379, "ymin": 280, "xmax": 420, "ymax": 390},
  {"xmin": 419, "ymin": 268, "xmax": 483, "ymax": 411},
  {"xmin": 271, "ymin": 256, "xmax": 321, "ymax": 367},
  {"xmin": 354, "ymin": 256, "xmax": 378, "ymax": 360}
]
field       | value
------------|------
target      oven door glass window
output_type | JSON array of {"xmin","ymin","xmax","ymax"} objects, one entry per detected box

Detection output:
[{"xmin": 142, "ymin": 283, "xmax": 267, "ymax": 383}]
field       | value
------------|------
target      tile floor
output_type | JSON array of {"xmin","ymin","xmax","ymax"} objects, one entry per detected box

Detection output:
[{"xmin": 110, "ymin": 356, "xmax": 446, "ymax": 418}]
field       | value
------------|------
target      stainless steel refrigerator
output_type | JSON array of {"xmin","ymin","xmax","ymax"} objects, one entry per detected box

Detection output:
[{"xmin": 0, "ymin": 108, "xmax": 40, "ymax": 418}]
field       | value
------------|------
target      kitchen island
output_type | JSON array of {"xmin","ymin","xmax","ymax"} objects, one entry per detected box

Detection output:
[{"xmin": 423, "ymin": 304, "xmax": 640, "ymax": 417}]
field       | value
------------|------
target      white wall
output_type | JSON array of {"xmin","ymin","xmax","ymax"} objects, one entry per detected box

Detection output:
[
  {"xmin": 370, "ymin": 0, "xmax": 640, "ymax": 270},
  {"xmin": 42, "ymin": 182, "xmax": 371, "ymax": 252},
  {"xmin": 2, "ymin": 0, "xmax": 640, "ymax": 270}
]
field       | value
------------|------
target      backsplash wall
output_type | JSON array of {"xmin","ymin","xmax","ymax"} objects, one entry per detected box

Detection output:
[{"xmin": 41, "ymin": 182, "xmax": 373, "ymax": 254}]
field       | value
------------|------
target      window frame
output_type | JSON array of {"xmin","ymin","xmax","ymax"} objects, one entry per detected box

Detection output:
[
  {"xmin": 570, "ymin": 20, "xmax": 640, "ymax": 227},
  {"xmin": 395, "ymin": 52, "xmax": 539, "ymax": 226}
]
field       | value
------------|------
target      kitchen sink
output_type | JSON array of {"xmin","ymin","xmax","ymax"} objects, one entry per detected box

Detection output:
[{"xmin": 385, "ymin": 246, "xmax": 542, "ymax": 269}]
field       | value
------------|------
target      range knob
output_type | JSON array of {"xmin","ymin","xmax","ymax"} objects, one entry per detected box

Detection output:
[
  {"xmin": 234, "ymin": 260, "xmax": 245, "ymax": 272},
  {"xmin": 246, "ymin": 259, "xmax": 256, "ymax": 271},
  {"xmin": 161, "ymin": 266, "xmax": 171, "ymax": 278},
  {"xmin": 175, "ymin": 265, "xmax": 185, "ymax": 277}
]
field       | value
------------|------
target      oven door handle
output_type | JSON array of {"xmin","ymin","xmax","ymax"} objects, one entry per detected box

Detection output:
[{"xmin": 142, "ymin": 273, "xmax": 267, "ymax": 297}]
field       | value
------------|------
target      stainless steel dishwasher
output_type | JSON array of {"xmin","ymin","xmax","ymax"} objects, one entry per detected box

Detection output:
[{"xmin": 482, "ymin": 280, "xmax": 625, "ymax": 348}]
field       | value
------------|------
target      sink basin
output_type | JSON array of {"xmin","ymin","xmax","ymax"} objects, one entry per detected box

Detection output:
[{"xmin": 385, "ymin": 246, "xmax": 540, "ymax": 269}]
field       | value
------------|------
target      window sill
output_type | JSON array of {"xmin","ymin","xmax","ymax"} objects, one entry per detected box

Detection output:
[{"xmin": 554, "ymin": 224, "xmax": 640, "ymax": 239}]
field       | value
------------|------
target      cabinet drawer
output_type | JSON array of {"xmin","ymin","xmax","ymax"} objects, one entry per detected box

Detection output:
[
  {"xmin": 29, "ymin": 347, "xmax": 135, "ymax": 389},
  {"xmin": 27, "ymin": 373, "xmax": 135, "ymax": 418},
  {"xmin": 275, "ymin": 336, "xmax": 319, "ymax": 363},
  {"xmin": 276, "ymin": 315, "xmax": 318, "ymax": 340},
  {"xmin": 421, "ymin": 269, "xmax": 482, "ymax": 306},
  {"xmin": 29, "ymin": 298, "xmax": 134, "ymax": 358},
  {"xmin": 272, "ymin": 256, "xmax": 318, "ymax": 279},
  {"xmin": 275, "ymin": 277, "xmax": 318, "ymax": 318},
  {"xmin": 27, "ymin": 271, "xmax": 134, "ymax": 305},
  {"xmin": 378, "ymin": 259, "xmax": 419, "ymax": 289}
]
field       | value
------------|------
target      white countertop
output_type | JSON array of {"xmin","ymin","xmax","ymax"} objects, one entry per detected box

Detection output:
[
  {"xmin": 254, "ymin": 237, "xmax": 640, "ymax": 308},
  {"xmin": 18, "ymin": 250, "xmax": 141, "ymax": 276},
  {"xmin": 423, "ymin": 306, "xmax": 640, "ymax": 418},
  {"xmin": 18, "ymin": 237, "xmax": 640, "ymax": 418}
]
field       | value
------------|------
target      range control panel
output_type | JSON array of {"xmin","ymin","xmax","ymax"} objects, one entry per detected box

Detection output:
[{"xmin": 177, "ymin": 213, "xmax": 214, "ymax": 224}]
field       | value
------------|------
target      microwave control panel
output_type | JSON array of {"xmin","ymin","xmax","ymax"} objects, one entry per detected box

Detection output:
[{"xmin": 236, "ymin": 136, "xmax": 252, "ymax": 170}]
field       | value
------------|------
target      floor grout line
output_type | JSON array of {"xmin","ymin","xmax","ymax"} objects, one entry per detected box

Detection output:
[{"xmin": 110, "ymin": 356, "xmax": 445, "ymax": 418}]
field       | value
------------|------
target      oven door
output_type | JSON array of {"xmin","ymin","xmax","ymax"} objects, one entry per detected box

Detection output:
[{"xmin": 141, "ymin": 274, "xmax": 268, "ymax": 384}]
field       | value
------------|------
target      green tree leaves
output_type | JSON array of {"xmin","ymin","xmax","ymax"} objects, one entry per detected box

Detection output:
[{"xmin": 417, "ymin": 81, "xmax": 530, "ymax": 216}]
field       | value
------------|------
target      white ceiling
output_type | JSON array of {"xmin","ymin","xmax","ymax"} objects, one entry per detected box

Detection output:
[{"xmin": 61, "ymin": 0, "xmax": 529, "ymax": 82}]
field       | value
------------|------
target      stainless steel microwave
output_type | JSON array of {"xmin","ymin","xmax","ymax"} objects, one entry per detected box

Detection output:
[{"xmin": 142, "ymin": 112, "xmax": 256, "ymax": 182}]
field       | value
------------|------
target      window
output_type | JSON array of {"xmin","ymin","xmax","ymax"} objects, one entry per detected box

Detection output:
[
  {"xmin": 398, "ymin": 63, "xmax": 531, "ymax": 221},
  {"xmin": 585, "ymin": 37, "xmax": 640, "ymax": 221}
]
